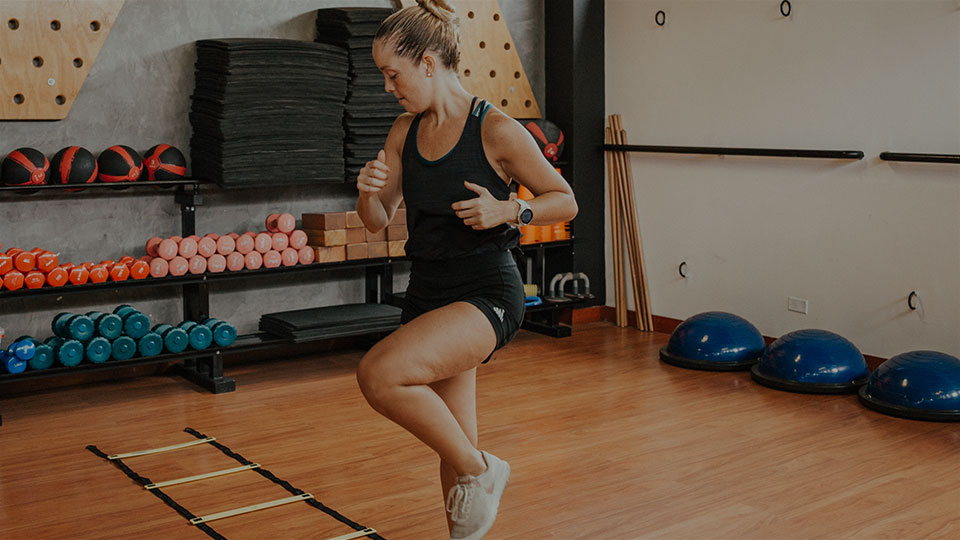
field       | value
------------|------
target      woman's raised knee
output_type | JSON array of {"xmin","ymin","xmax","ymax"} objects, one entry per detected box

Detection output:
[{"xmin": 356, "ymin": 353, "xmax": 396, "ymax": 410}]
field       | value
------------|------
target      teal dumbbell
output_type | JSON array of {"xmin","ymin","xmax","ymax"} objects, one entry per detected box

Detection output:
[
  {"xmin": 178, "ymin": 321, "xmax": 212, "ymax": 351},
  {"xmin": 113, "ymin": 305, "xmax": 150, "ymax": 339},
  {"xmin": 203, "ymin": 318, "xmax": 238, "ymax": 348},
  {"xmin": 86, "ymin": 311, "xmax": 123, "ymax": 340},
  {"xmin": 85, "ymin": 336, "xmax": 112, "ymax": 364},
  {"xmin": 153, "ymin": 324, "xmax": 189, "ymax": 354},
  {"xmin": 45, "ymin": 337, "xmax": 84, "ymax": 367},
  {"xmin": 137, "ymin": 332, "xmax": 163, "ymax": 358},
  {"xmin": 111, "ymin": 335, "xmax": 137, "ymax": 361},
  {"xmin": 16, "ymin": 336, "xmax": 54, "ymax": 371},
  {"xmin": 52, "ymin": 312, "xmax": 95, "ymax": 342}
]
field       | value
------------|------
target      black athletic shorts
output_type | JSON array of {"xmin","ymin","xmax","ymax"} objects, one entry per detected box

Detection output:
[{"xmin": 401, "ymin": 250, "xmax": 525, "ymax": 362}]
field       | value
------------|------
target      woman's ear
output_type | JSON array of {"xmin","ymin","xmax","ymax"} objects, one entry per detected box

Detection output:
[{"xmin": 421, "ymin": 53, "xmax": 436, "ymax": 77}]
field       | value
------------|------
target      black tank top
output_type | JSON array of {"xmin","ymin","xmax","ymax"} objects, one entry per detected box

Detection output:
[{"xmin": 400, "ymin": 97, "xmax": 521, "ymax": 260}]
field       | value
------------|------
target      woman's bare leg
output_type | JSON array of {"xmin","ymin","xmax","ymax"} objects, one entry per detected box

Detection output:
[
  {"xmin": 356, "ymin": 301, "xmax": 494, "ymax": 477},
  {"xmin": 431, "ymin": 368, "xmax": 479, "ymax": 532}
]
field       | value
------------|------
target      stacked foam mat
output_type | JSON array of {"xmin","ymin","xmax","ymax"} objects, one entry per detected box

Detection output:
[
  {"xmin": 190, "ymin": 39, "xmax": 348, "ymax": 187},
  {"xmin": 259, "ymin": 303, "xmax": 402, "ymax": 343},
  {"xmin": 315, "ymin": 8, "xmax": 403, "ymax": 180}
]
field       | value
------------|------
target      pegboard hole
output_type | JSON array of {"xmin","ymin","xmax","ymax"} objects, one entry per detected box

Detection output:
[
  {"xmin": 489, "ymin": 70, "xmax": 496, "ymax": 78},
  {"xmin": 33, "ymin": 56, "xmax": 44, "ymax": 68},
  {"xmin": 524, "ymin": 100, "xmax": 532, "ymax": 108},
  {"xmin": 501, "ymin": 99, "xmax": 508, "ymax": 107},
  {"xmin": 493, "ymin": 13, "xmax": 500, "ymax": 21},
  {"xmin": 55, "ymin": 95, "xmax": 66, "ymax": 105},
  {"xmin": 479, "ymin": 41, "xmax": 485, "ymax": 49},
  {"xmin": 467, "ymin": 11, "xmax": 475, "ymax": 19},
  {"xmin": 90, "ymin": 20, "xmax": 101, "ymax": 31},
  {"xmin": 13, "ymin": 94, "xmax": 24, "ymax": 104},
  {"xmin": 73, "ymin": 57, "xmax": 84, "ymax": 68},
  {"xmin": 514, "ymin": 71, "xmax": 521, "ymax": 79},
  {"xmin": 8, "ymin": 19, "xmax": 20, "ymax": 30},
  {"xmin": 504, "ymin": 43, "xmax": 511, "ymax": 50},
  {"xmin": 50, "ymin": 20, "xmax": 61, "ymax": 31},
  {"xmin": 463, "ymin": 68, "xmax": 471, "ymax": 77}
]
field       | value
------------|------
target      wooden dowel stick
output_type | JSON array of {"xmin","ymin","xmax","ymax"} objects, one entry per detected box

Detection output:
[
  {"xmin": 605, "ymin": 126, "xmax": 626, "ymax": 326},
  {"xmin": 610, "ymin": 117, "xmax": 644, "ymax": 329},
  {"xmin": 615, "ymin": 117, "xmax": 653, "ymax": 330},
  {"xmin": 613, "ymin": 115, "xmax": 654, "ymax": 331}
]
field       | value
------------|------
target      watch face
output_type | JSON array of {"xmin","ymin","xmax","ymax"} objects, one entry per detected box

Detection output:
[{"xmin": 520, "ymin": 208, "xmax": 534, "ymax": 225}]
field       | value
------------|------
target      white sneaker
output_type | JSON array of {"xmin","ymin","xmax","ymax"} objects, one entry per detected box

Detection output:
[{"xmin": 446, "ymin": 451, "xmax": 511, "ymax": 540}]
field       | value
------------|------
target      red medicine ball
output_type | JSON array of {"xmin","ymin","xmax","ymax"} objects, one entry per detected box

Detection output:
[
  {"xmin": 2, "ymin": 147, "xmax": 49, "ymax": 186},
  {"xmin": 51, "ymin": 146, "xmax": 98, "ymax": 188},
  {"xmin": 141, "ymin": 144, "xmax": 186, "ymax": 180},
  {"xmin": 522, "ymin": 119, "xmax": 565, "ymax": 162},
  {"xmin": 98, "ymin": 145, "xmax": 143, "ymax": 183}
]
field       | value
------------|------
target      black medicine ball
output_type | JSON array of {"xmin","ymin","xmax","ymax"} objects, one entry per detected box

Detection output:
[
  {"xmin": 2, "ymin": 147, "xmax": 49, "ymax": 186},
  {"xmin": 51, "ymin": 146, "xmax": 98, "ymax": 187},
  {"xmin": 98, "ymin": 145, "xmax": 143, "ymax": 183},
  {"xmin": 522, "ymin": 119, "xmax": 565, "ymax": 162},
  {"xmin": 141, "ymin": 144, "xmax": 186, "ymax": 180}
]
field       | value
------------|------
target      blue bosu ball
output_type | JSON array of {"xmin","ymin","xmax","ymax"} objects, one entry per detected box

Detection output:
[
  {"xmin": 659, "ymin": 312, "xmax": 765, "ymax": 371},
  {"xmin": 751, "ymin": 329, "xmax": 869, "ymax": 394},
  {"xmin": 859, "ymin": 351, "xmax": 960, "ymax": 422}
]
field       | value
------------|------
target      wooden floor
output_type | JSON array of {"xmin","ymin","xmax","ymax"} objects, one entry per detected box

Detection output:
[{"xmin": 0, "ymin": 322, "xmax": 958, "ymax": 540}]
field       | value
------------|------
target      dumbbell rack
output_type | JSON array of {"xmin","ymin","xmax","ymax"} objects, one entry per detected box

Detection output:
[
  {"xmin": 0, "ymin": 179, "xmax": 400, "ymax": 425},
  {"xmin": 0, "ymin": 177, "xmax": 581, "ymax": 424}
]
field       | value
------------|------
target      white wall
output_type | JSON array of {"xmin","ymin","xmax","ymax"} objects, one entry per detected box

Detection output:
[{"xmin": 605, "ymin": 0, "xmax": 960, "ymax": 358}]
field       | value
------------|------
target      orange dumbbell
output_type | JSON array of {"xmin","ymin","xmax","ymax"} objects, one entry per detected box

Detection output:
[
  {"xmin": 36, "ymin": 251, "xmax": 59, "ymax": 273},
  {"xmin": 89, "ymin": 265, "xmax": 109, "ymax": 283},
  {"xmin": 46, "ymin": 266, "xmax": 68, "ymax": 287},
  {"xmin": 216, "ymin": 235, "xmax": 235, "ymax": 256},
  {"xmin": 3, "ymin": 270, "xmax": 24, "ymax": 290},
  {"xmin": 288, "ymin": 230, "xmax": 307, "ymax": 250},
  {"xmin": 281, "ymin": 248, "xmax": 298, "ymax": 267},
  {"xmin": 265, "ymin": 213, "xmax": 280, "ymax": 233},
  {"xmin": 24, "ymin": 270, "xmax": 46, "ymax": 289},
  {"xmin": 109, "ymin": 263, "xmax": 130, "ymax": 282},
  {"xmin": 244, "ymin": 251, "xmax": 263, "ymax": 270},
  {"xmin": 178, "ymin": 237, "xmax": 198, "ymax": 258},
  {"xmin": 129, "ymin": 260, "xmax": 150, "ymax": 280},
  {"xmin": 68, "ymin": 265, "xmax": 89, "ymax": 285}
]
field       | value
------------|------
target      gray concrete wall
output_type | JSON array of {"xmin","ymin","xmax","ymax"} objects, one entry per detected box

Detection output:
[{"xmin": 1, "ymin": 0, "xmax": 545, "ymax": 340}]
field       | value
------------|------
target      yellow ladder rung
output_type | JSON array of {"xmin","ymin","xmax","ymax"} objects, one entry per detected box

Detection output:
[
  {"xmin": 325, "ymin": 528, "xmax": 378, "ymax": 540},
  {"xmin": 108, "ymin": 437, "xmax": 216, "ymax": 460},
  {"xmin": 144, "ymin": 464, "xmax": 261, "ymax": 490},
  {"xmin": 189, "ymin": 493, "xmax": 314, "ymax": 525}
]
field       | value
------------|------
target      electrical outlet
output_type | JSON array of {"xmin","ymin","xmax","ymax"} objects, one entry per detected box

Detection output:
[{"xmin": 788, "ymin": 296, "xmax": 808, "ymax": 314}]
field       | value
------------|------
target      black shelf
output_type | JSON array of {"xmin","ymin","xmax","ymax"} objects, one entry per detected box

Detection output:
[
  {"xmin": 0, "ymin": 258, "xmax": 400, "ymax": 300},
  {"xmin": 603, "ymin": 144, "xmax": 864, "ymax": 160},
  {"xmin": 0, "ymin": 333, "xmax": 268, "ymax": 384},
  {"xmin": 0, "ymin": 178, "xmax": 206, "ymax": 195},
  {"xmin": 879, "ymin": 152, "xmax": 960, "ymax": 164}
]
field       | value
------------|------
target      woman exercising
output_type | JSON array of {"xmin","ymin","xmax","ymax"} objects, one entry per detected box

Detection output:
[{"xmin": 354, "ymin": 2, "xmax": 578, "ymax": 538}]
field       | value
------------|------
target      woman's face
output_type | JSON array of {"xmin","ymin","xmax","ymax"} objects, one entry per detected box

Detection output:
[{"xmin": 373, "ymin": 40, "xmax": 430, "ymax": 113}]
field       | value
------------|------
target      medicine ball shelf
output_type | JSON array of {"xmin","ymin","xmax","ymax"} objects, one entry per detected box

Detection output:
[{"xmin": 0, "ymin": 178, "xmax": 204, "ymax": 195}]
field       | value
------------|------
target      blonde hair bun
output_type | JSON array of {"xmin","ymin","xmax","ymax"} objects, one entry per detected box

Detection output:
[{"xmin": 417, "ymin": 0, "xmax": 456, "ymax": 22}]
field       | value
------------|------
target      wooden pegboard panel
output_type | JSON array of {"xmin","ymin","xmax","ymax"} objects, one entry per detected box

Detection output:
[
  {"xmin": 0, "ymin": 0, "xmax": 124, "ymax": 120},
  {"xmin": 397, "ymin": 0, "xmax": 541, "ymax": 119}
]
